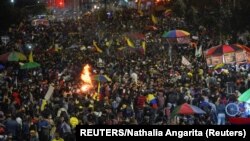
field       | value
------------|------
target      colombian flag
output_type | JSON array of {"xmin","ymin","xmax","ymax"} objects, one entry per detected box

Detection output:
[
  {"xmin": 151, "ymin": 14, "xmax": 158, "ymax": 24},
  {"xmin": 147, "ymin": 94, "xmax": 158, "ymax": 109},
  {"xmin": 125, "ymin": 37, "xmax": 135, "ymax": 48},
  {"xmin": 142, "ymin": 41, "xmax": 146, "ymax": 54}
]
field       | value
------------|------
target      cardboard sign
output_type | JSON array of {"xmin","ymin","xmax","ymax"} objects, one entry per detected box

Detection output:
[{"xmin": 44, "ymin": 85, "xmax": 55, "ymax": 100}]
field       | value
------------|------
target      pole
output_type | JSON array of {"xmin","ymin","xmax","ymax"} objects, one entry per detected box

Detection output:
[
  {"xmin": 219, "ymin": 0, "xmax": 222, "ymax": 44},
  {"xmin": 104, "ymin": 0, "xmax": 107, "ymax": 11},
  {"xmin": 167, "ymin": 39, "xmax": 172, "ymax": 64},
  {"xmin": 11, "ymin": 0, "xmax": 15, "ymax": 8}
]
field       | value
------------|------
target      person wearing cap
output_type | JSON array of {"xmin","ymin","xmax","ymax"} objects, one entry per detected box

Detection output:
[{"xmin": 29, "ymin": 130, "xmax": 39, "ymax": 141}]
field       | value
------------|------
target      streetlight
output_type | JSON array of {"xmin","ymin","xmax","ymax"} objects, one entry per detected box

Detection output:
[{"xmin": 10, "ymin": 0, "xmax": 15, "ymax": 7}]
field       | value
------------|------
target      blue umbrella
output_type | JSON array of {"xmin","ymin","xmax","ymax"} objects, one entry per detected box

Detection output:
[
  {"xmin": 0, "ymin": 64, "xmax": 5, "ymax": 70},
  {"xmin": 94, "ymin": 75, "xmax": 112, "ymax": 82}
]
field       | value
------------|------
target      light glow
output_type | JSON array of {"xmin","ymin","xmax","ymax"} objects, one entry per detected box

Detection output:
[{"xmin": 80, "ymin": 64, "xmax": 93, "ymax": 93}]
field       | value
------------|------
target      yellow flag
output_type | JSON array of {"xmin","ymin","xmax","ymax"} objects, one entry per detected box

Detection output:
[
  {"xmin": 142, "ymin": 41, "xmax": 146, "ymax": 54},
  {"xmin": 93, "ymin": 41, "xmax": 103, "ymax": 53},
  {"xmin": 92, "ymin": 82, "xmax": 101, "ymax": 102},
  {"xmin": 41, "ymin": 99, "xmax": 47, "ymax": 111},
  {"xmin": 92, "ymin": 92, "xmax": 99, "ymax": 101},
  {"xmin": 97, "ymin": 82, "xmax": 101, "ymax": 94},
  {"xmin": 29, "ymin": 51, "xmax": 34, "ymax": 62},
  {"xmin": 151, "ymin": 14, "xmax": 158, "ymax": 24},
  {"xmin": 125, "ymin": 37, "xmax": 135, "ymax": 48},
  {"xmin": 138, "ymin": 0, "xmax": 142, "ymax": 11},
  {"xmin": 138, "ymin": 10, "xmax": 143, "ymax": 16},
  {"xmin": 117, "ymin": 47, "xmax": 126, "ymax": 51},
  {"xmin": 137, "ymin": 0, "xmax": 143, "ymax": 16}
]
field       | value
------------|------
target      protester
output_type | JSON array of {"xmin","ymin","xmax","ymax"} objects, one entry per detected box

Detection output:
[{"xmin": 0, "ymin": 6, "xmax": 250, "ymax": 141}]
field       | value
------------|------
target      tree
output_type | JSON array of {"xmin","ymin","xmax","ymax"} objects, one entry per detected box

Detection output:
[
  {"xmin": 185, "ymin": 6, "xmax": 198, "ymax": 26},
  {"xmin": 0, "ymin": 0, "xmax": 47, "ymax": 32},
  {"xmin": 171, "ymin": 0, "xmax": 187, "ymax": 17}
]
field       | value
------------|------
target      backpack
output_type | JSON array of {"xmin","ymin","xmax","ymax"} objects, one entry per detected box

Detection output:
[{"xmin": 0, "ymin": 127, "xmax": 5, "ymax": 135}]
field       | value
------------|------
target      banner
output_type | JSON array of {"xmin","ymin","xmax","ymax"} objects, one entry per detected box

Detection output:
[
  {"xmin": 211, "ymin": 56, "xmax": 223, "ymax": 65},
  {"xmin": 44, "ymin": 85, "xmax": 55, "ymax": 100},
  {"xmin": 75, "ymin": 125, "xmax": 250, "ymax": 139},
  {"xmin": 31, "ymin": 19, "xmax": 49, "ymax": 26},
  {"xmin": 224, "ymin": 53, "xmax": 236, "ymax": 64},
  {"xmin": 235, "ymin": 51, "xmax": 246, "ymax": 62}
]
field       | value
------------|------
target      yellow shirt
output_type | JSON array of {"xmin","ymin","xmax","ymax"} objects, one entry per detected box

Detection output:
[{"xmin": 52, "ymin": 138, "xmax": 64, "ymax": 141}]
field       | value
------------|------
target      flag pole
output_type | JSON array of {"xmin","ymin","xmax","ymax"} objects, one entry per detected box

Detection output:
[
  {"xmin": 15, "ymin": 76, "xmax": 18, "ymax": 88},
  {"xmin": 167, "ymin": 39, "xmax": 172, "ymax": 65}
]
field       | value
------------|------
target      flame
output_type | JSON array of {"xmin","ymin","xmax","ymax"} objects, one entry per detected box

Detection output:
[
  {"xmin": 80, "ymin": 64, "xmax": 93, "ymax": 92},
  {"xmin": 81, "ymin": 85, "xmax": 91, "ymax": 92}
]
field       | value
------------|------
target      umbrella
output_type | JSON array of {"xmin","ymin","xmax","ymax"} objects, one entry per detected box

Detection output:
[
  {"xmin": 171, "ymin": 103, "xmax": 206, "ymax": 117},
  {"xmin": 21, "ymin": 51, "xmax": 41, "ymax": 70},
  {"xmin": 0, "ymin": 64, "xmax": 4, "ymax": 70},
  {"xmin": 162, "ymin": 30, "xmax": 190, "ymax": 38},
  {"xmin": 94, "ymin": 75, "xmax": 112, "ymax": 96},
  {"xmin": 206, "ymin": 44, "xmax": 245, "ymax": 56},
  {"xmin": 238, "ymin": 89, "xmax": 250, "ymax": 103},
  {"xmin": 94, "ymin": 75, "xmax": 112, "ymax": 82},
  {"xmin": 20, "ymin": 62, "xmax": 41, "ymax": 69},
  {"xmin": 0, "ymin": 51, "xmax": 27, "ymax": 62},
  {"xmin": 233, "ymin": 44, "xmax": 250, "ymax": 52}
]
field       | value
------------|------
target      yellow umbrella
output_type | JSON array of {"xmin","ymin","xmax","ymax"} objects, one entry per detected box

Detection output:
[{"xmin": 0, "ymin": 51, "xmax": 27, "ymax": 62}]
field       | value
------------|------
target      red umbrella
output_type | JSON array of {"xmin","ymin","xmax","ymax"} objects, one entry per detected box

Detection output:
[
  {"xmin": 171, "ymin": 103, "xmax": 206, "ymax": 118},
  {"xmin": 206, "ymin": 44, "xmax": 245, "ymax": 56},
  {"xmin": 233, "ymin": 44, "xmax": 250, "ymax": 52}
]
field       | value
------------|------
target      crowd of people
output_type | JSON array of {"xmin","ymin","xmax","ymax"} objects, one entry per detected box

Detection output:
[{"xmin": 0, "ymin": 7, "xmax": 250, "ymax": 141}]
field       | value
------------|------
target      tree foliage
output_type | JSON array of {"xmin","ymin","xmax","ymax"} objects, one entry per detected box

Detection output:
[
  {"xmin": 0, "ymin": 0, "xmax": 46, "ymax": 32},
  {"xmin": 171, "ymin": 0, "xmax": 187, "ymax": 17}
]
